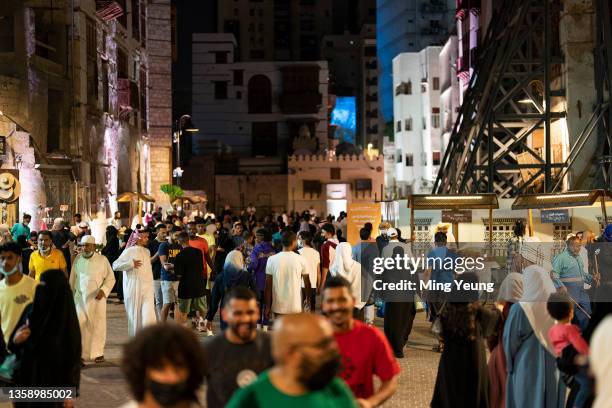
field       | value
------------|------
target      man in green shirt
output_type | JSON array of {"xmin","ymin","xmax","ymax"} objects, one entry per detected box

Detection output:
[{"xmin": 226, "ymin": 313, "xmax": 357, "ymax": 408}]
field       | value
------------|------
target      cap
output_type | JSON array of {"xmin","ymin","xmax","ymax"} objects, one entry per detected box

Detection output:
[
  {"xmin": 78, "ymin": 221, "xmax": 89, "ymax": 228},
  {"xmin": 387, "ymin": 228, "xmax": 398, "ymax": 237},
  {"xmin": 79, "ymin": 235, "xmax": 96, "ymax": 246}
]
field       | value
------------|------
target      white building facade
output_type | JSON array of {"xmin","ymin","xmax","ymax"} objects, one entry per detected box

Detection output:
[
  {"xmin": 439, "ymin": 36, "xmax": 460, "ymax": 156},
  {"xmin": 392, "ymin": 47, "xmax": 442, "ymax": 195}
]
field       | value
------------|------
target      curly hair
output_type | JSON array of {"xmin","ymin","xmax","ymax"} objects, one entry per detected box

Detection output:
[{"xmin": 121, "ymin": 324, "xmax": 206, "ymax": 402}]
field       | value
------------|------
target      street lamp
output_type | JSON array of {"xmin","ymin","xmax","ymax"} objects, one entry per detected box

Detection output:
[{"xmin": 173, "ymin": 114, "xmax": 198, "ymax": 186}]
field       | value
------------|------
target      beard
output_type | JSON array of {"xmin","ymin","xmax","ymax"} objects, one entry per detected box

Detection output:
[
  {"xmin": 229, "ymin": 321, "xmax": 257, "ymax": 342},
  {"xmin": 297, "ymin": 350, "xmax": 342, "ymax": 391}
]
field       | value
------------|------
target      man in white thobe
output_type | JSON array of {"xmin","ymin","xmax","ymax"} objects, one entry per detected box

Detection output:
[
  {"xmin": 112, "ymin": 229, "xmax": 156, "ymax": 336},
  {"xmin": 69, "ymin": 235, "xmax": 115, "ymax": 363}
]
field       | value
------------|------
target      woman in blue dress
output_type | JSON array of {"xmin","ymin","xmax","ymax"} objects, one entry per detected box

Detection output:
[{"xmin": 503, "ymin": 243, "xmax": 565, "ymax": 408}]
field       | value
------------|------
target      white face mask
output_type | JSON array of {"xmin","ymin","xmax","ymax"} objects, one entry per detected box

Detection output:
[{"xmin": 297, "ymin": 239, "xmax": 304, "ymax": 249}]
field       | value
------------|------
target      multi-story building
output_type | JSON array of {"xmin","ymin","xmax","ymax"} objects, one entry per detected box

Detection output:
[
  {"xmin": 438, "ymin": 35, "xmax": 459, "ymax": 154},
  {"xmin": 377, "ymin": 0, "xmax": 455, "ymax": 123},
  {"xmin": 359, "ymin": 24, "xmax": 382, "ymax": 151},
  {"xmin": 321, "ymin": 33, "xmax": 361, "ymax": 97},
  {"xmin": 392, "ymin": 47, "xmax": 442, "ymax": 195},
  {"xmin": 190, "ymin": 33, "xmax": 329, "ymax": 211},
  {"xmin": 0, "ymin": 0, "xmax": 172, "ymax": 228},
  {"xmin": 218, "ymin": 0, "xmax": 333, "ymax": 62}
]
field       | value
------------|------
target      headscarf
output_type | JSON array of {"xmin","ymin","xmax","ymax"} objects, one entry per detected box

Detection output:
[
  {"xmin": 222, "ymin": 249, "xmax": 246, "ymax": 287},
  {"xmin": 519, "ymin": 240, "xmax": 552, "ymax": 271},
  {"xmin": 603, "ymin": 224, "xmax": 612, "ymax": 242},
  {"xmin": 13, "ymin": 269, "xmax": 81, "ymax": 387},
  {"xmin": 519, "ymin": 264, "xmax": 556, "ymax": 354},
  {"xmin": 497, "ymin": 272, "xmax": 524, "ymax": 303},
  {"xmin": 125, "ymin": 229, "xmax": 141, "ymax": 249},
  {"xmin": 330, "ymin": 242, "xmax": 356, "ymax": 277},
  {"xmin": 590, "ymin": 315, "xmax": 612, "ymax": 408}
]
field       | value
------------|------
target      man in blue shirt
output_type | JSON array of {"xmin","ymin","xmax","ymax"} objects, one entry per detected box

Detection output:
[{"xmin": 552, "ymin": 235, "xmax": 592, "ymax": 330}]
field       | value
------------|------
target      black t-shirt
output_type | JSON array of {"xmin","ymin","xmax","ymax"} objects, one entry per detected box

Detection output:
[
  {"xmin": 159, "ymin": 242, "xmax": 182, "ymax": 281},
  {"xmin": 148, "ymin": 239, "xmax": 163, "ymax": 280},
  {"xmin": 175, "ymin": 247, "xmax": 205, "ymax": 299},
  {"xmin": 203, "ymin": 332, "xmax": 274, "ymax": 408}
]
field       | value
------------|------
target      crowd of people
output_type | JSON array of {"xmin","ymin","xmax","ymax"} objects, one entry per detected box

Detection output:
[{"xmin": 0, "ymin": 206, "xmax": 611, "ymax": 408}]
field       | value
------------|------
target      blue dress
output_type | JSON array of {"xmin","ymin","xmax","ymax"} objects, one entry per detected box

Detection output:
[{"xmin": 503, "ymin": 304, "xmax": 565, "ymax": 408}]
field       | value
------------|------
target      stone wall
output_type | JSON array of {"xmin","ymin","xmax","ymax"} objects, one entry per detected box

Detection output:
[
  {"xmin": 214, "ymin": 174, "xmax": 288, "ymax": 215},
  {"xmin": 147, "ymin": 0, "xmax": 173, "ymax": 207}
]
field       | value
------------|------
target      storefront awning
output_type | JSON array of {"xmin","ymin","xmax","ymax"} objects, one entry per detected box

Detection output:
[
  {"xmin": 511, "ymin": 190, "xmax": 612, "ymax": 210},
  {"xmin": 408, "ymin": 193, "xmax": 499, "ymax": 210}
]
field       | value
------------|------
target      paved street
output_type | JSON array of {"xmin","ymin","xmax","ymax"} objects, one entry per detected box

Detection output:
[{"xmin": 75, "ymin": 297, "xmax": 440, "ymax": 408}]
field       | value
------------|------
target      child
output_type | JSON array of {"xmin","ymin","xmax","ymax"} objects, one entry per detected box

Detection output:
[{"xmin": 547, "ymin": 292, "xmax": 590, "ymax": 408}]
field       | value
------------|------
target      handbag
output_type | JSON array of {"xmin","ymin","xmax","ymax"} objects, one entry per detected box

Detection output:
[{"xmin": 430, "ymin": 302, "xmax": 447, "ymax": 337}]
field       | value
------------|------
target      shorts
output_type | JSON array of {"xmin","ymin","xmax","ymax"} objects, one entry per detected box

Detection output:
[
  {"xmin": 178, "ymin": 297, "xmax": 207, "ymax": 314},
  {"xmin": 161, "ymin": 281, "xmax": 179, "ymax": 305}
]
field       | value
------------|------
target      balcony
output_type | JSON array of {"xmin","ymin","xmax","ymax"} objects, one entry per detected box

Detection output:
[
  {"xmin": 366, "ymin": 61, "xmax": 377, "ymax": 70},
  {"xmin": 366, "ymin": 109, "xmax": 378, "ymax": 118},
  {"xmin": 367, "ymin": 125, "xmax": 379, "ymax": 134},
  {"xmin": 279, "ymin": 92, "xmax": 322, "ymax": 114},
  {"xmin": 365, "ymin": 77, "xmax": 378, "ymax": 86}
]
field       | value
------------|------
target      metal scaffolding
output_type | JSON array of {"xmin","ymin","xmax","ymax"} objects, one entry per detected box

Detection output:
[{"xmin": 433, "ymin": 0, "xmax": 612, "ymax": 197}]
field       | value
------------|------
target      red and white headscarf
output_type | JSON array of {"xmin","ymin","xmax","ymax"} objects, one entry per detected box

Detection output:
[{"xmin": 125, "ymin": 229, "xmax": 141, "ymax": 249}]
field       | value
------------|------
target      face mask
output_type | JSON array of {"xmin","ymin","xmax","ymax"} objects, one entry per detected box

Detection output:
[
  {"xmin": 297, "ymin": 349, "xmax": 341, "ymax": 391},
  {"xmin": 0, "ymin": 263, "xmax": 19, "ymax": 277},
  {"xmin": 82, "ymin": 251, "xmax": 94, "ymax": 259},
  {"xmin": 380, "ymin": 230, "xmax": 387, "ymax": 237},
  {"xmin": 39, "ymin": 246, "xmax": 51, "ymax": 255},
  {"xmin": 297, "ymin": 240, "xmax": 303, "ymax": 249},
  {"xmin": 147, "ymin": 379, "xmax": 188, "ymax": 407}
]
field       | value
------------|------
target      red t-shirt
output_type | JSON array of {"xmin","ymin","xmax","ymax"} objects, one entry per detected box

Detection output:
[
  {"xmin": 321, "ymin": 240, "xmax": 337, "ymax": 269},
  {"xmin": 189, "ymin": 237, "xmax": 209, "ymax": 279},
  {"xmin": 334, "ymin": 320, "xmax": 400, "ymax": 399},
  {"xmin": 548, "ymin": 323, "xmax": 590, "ymax": 356}
]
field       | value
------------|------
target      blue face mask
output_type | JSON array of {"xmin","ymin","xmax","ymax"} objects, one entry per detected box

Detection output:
[{"xmin": 0, "ymin": 263, "xmax": 19, "ymax": 277}]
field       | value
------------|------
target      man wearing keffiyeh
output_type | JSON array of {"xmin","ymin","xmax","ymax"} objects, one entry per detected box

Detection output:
[{"xmin": 111, "ymin": 229, "xmax": 156, "ymax": 336}]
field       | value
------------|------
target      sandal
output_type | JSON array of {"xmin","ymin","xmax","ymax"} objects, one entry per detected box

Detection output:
[{"xmin": 94, "ymin": 356, "xmax": 105, "ymax": 363}]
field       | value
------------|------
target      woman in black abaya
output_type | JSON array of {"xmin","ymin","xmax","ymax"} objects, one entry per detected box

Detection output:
[
  {"xmin": 431, "ymin": 272, "xmax": 500, "ymax": 408},
  {"xmin": 9, "ymin": 269, "xmax": 81, "ymax": 407}
]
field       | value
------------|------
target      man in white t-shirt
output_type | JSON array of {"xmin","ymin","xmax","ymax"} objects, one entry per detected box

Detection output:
[
  {"xmin": 297, "ymin": 230, "xmax": 320, "ymax": 312},
  {"xmin": 264, "ymin": 231, "xmax": 312, "ymax": 320}
]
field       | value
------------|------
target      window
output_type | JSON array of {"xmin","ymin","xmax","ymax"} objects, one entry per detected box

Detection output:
[
  {"xmin": 433, "ymin": 77, "xmax": 440, "ymax": 90},
  {"xmin": 236, "ymin": 91, "xmax": 242, "ymax": 99},
  {"xmin": 102, "ymin": 63, "xmax": 109, "ymax": 112},
  {"xmin": 139, "ymin": 66, "xmax": 147, "ymax": 131},
  {"xmin": 47, "ymin": 90, "xmax": 62, "ymax": 152},
  {"xmin": 117, "ymin": 0, "xmax": 127, "ymax": 27},
  {"xmin": 215, "ymin": 51, "xmax": 228, "ymax": 63},
  {"xmin": 234, "ymin": 69, "xmax": 244, "ymax": 86},
  {"xmin": 0, "ymin": 14, "xmax": 15, "ymax": 52},
  {"xmin": 252, "ymin": 122, "xmax": 277, "ymax": 156},
  {"xmin": 396, "ymin": 149, "xmax": 402, "ymax": 163},
  {"xmin": 421, "ymin": 84, "xmax": 426, "ymax": 93},
  {"xmin": 214, "ymin": 81, "xmax": 228, "ymax": 99},
  {"xmin": 117, "ymin": 48, "xmax": 128, "ymax": 78},
  {"xmin": 423, "ymin": 117, "xmax": 427, "ymax": 129},
  {"xmin": 405, "ymin": 118, "xmax": 412, "ymax": 131},
  {"xmin": 259, "ymin": 23, "xmax": 264, "ymax": 32},
  {"xmin": 248, "ymin": 75, "xmax": 272, "ymax": 113},
  {"xmin": 433, "ymin": 152, "xmax": 441, "ymax": 165},
  {"xmin": 432, "ymin": 114, "xmax": 440, "ymax": 128},
  {"xmin": 396, "ymin": 121, "xmax": 401, "ymax": 132},
  {"xmin": 131, "ymin": 0, "xmax": 140, "ymax": 41},
  {"xmin": 405, "ymin": 154, "xmax": 414, "ymax": 167},
  {"xmin": 365, "ymin": 46, "xmax": 376, "ymax": 57},
  {"xmin": 330, "ymin": 168, "xmax": 341, "ymax": 180},
  {"xmin": 250, "ymin": 50, "xmax": 265, "ymax": 58}
]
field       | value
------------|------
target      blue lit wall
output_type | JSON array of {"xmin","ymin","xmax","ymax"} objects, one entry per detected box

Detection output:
[{"xmin": 331, "ymin": 96, "xmax": 357, "ymax": 144}]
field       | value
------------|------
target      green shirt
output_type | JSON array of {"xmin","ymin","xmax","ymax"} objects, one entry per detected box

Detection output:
[{"xmin": 226, "ymin": 370, "xmax": 358, "ymax": 408}]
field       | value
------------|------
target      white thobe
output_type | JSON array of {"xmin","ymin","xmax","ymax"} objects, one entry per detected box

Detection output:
[
  {"xmin": 112, "ymin": 246, "xmax": 156, "ymax": 336},
  {"xmin": 69, "ymin": 253, "xmax": 116, "ymax": 360}
]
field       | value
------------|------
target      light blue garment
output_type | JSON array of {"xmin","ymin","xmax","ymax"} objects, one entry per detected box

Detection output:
[
  {"xmin": 552, "ymin": 249, "xmax": 591, "ymax": 288},
  {"xmin": 503, "ymin": 304, "xmax": 565, "ymax": 408}
]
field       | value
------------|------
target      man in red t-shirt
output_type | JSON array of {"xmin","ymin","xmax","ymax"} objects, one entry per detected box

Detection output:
[
  {"xmin": 319, "ymin": 223, "xmax": 338, "ymax": 291},
  {"xmin": 322, "ymin": 275, "xmax": 400, "ymax": 407}
]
